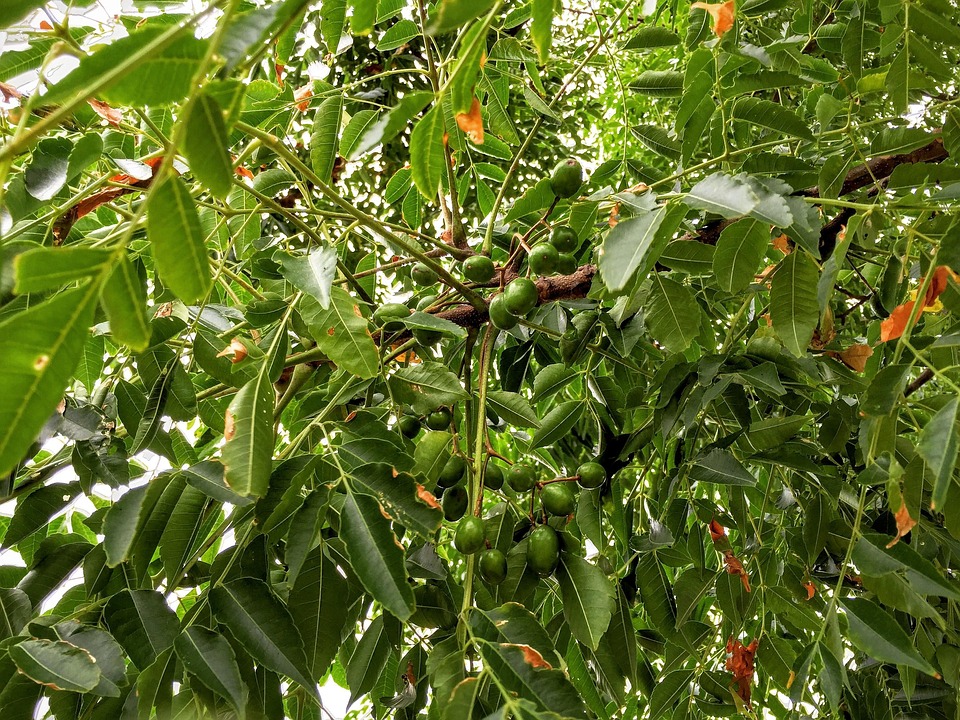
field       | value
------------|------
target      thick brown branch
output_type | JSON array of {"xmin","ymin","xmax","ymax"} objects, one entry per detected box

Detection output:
[{"xmin": 798, "ymin": 137, "xmax": 947, "ymax": 198}]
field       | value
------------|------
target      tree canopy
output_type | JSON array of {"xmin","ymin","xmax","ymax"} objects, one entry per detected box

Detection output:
[{"xmin": 2, "ymin": 0, "xmax": 960, "ymax": 718}]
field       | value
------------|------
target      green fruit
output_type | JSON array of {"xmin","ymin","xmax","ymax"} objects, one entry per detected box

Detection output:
[
  {"xmin": 426, "ymin": 408, "xmax": 452, "ymax": 430},
  {"xmin": 526, "ymin": 525, "xmax": 561, "ymax": 576},
  {"xmin": 541, "ymin": 482, "xmax": 577, "ymax": 516},
  {"xmin": 397, "ymin": 415, "xmax": 421, "ymax": 439},
  {"xmin": 412, "ymin": 262, "xmax": 439, "ymax": 286},
  {"xmin": 442, "ymin": 486, "xmax": 468, "ymax": 521},
  {"xmin": 503, "ymin": 277, "xmax": 539, "ymax": 316},
  {"xmin": 488, "ymin": 293, "xmax": 519, "ymax": 330},
  {"xmin": 478, "ymin": 548, "xmax": 508, "ymax": 585},
  {"xmin": 507, "ymin": 464, "xmax": 537, "ymax": 493},
  {"xmin": 549, "ymin": 158, "xmax": 583, "ymax": 198},
  {"xmin": 528, "ymin": 244, "xmax": 559, "ymax": 276},
  {"xmin": 454, "ymin": 516, "xmax": 486, "ymax": 555},
  {"xmin": 416, "ymin": 294, "xmax": 438, "ymax": 311},
  {"xmin": 438, "ymin": 454, "xmax": 467, "ymax": 488},
  {"xmin": 484, "ymin": 463, "xmax": 504, "ymax": 491},
  {"xmin": 555, "ymin": 252, "xmax": 577, "ymax": 275},
  {"xmin": 414, "ymin": 328, "xmax": 443, "ymax": 346},
  {"xmin": 463, "ymin": 255, "xmax": 496, "ymax": 283},
  {"xmin": 374, "ymin": 303, "xmax": 411, "ymax": 331},
  {"xmin": 577, "ymin": 461, "xmax": 606, "ymax": 489},
  {"xmin": 549, "ymin": 226, "xmax": 579, "ymax": 253}
]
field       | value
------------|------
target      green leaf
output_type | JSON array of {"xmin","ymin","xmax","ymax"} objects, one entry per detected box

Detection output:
[
  {"xmin": 103, "ymin": 590, "xmax": 178, "ymax": 671},
  {"xmin": 632, "ymin": 70, "xmax": 684, "ymax": 97},
  {"xmin": 476, "ymin": 640, "xmax": 588, "ymax": 719},
  {"xmin": 13, "ymin": 246, "xmax": 112, "ymax": 296},
  {"xmin": 918, "ymin": 397, "xmax": 959, "ymax": 510},
  {"xmin": 174, "ymin": 628, "xmax": 246, "ymax": 715},
  {"xmin": 658, "ymin": 240, "xmax": 715, "ymax": 275},
  {"xmin": 378, "ymin": 19, "xmax": 419, "ymax": 50},
  {"xmin": 530, "ymin": 0, "xmax": 555, "ymax": 63},
  {"xmin": 731, "ymin": 97, "xmax": 814, "ymax": 140},
  {"xmin": 349, "ymin": 463, "xmax": 443, "ymax": 537},
  {"xmin": 427, "ymin": 0, "xmax": 496, "ymax": 34},
  {"xmin": 644, "ymin": 275, "xmax": 701, "ymax": 353},
  {"xmin": 320, "ymin": 0, "xmax": 347, "ymax": 52},
  {"xmin": 713, "ymin": 219, "xmax": 768, "ymax": 293},
  {"xmin": 349, "ymin": 0, "xmax": 377, "ymax": 34},
  {"xmin": 685, "ymin": 173, "xmax": 759, "ymax": 218},
  {"xmin": 0, "ymin": 588, "xmax": 31, "ymax": 642},
  {"xmin": 556, "ymin": 552, "xmax": 615, "ymax": 650},
  {"xmin": 24, "ymin": 137, "xmax": 71, "ymax": 201},
  {"xmin": 530, "ymin": 401, "xmax": 583, "ymax": 449},
  {"xmin": 631, "ymin": 125, "xmax": 680, "ymax": 159},
  {"xmin": 41, "ymin": 27, "xmax": 206, "ymax": 107},
  {"xmin": 770, "ymin": 251, "xmax": 819, "ymax": 356},
  {"xmin": 598, "ymin": 207, "xmax": 668, "ymax": 292},
  {"xmin": 300, "ymin": 288, "xmax": 379, "ymax": 379},
  {"xmin": 146, "ymin": 174, "xmax": 212, "ymax": 304},
  {"xmin": 486, "ymin": 391, "xmax": 540, "ymax": 428},
  {"xmin": 0, "ymin": 284, "xmax": 99, "ymax": 477},
  {"xmin": 182, "ymin": 460, "xmax": 253, "ymax": 506},
  {"xmin": 624, "ymin": 26, "xmax": 681, "ymax": 50},
  {"xmin": 102, "ymin": 484, "xmax": 148, "ymax": 567},
  {"xmin": 649, "ymin": 670, "xmax": 694, "ymax": 719},
  {"xmin": 402, "ymin": 311, "xmax": 468, "ymax": 338},
  {"xmin": 746, "ymin": 415, "xmax": 811, "ymax": 451},
  {"xmin": 277, "ymin": 247, "xmax": 338, "ymax": 309},
  {"xmin": 841, "ymin": 598, "xmax": 937, "ymax": 674},
  {"xmin": 9, "ymin": 639, "xmax": 101, "ymax": 693},
  {"xmin": 344, "ymin": 90, "xmax": 434, "ymax": 160},
  {"xmin": 222, "ymin": 370, "xmax": 276, "ymax": 498},
  {"xmin": 100, "ymin": 254, "xmax": 151, "ymax": 352},
  {"xmin": 310, "ymin": 95, "xmax": 344, "ymax": 180},
  {"xmin": 346, "ymin": 614, "xmax": 392, "ymax": 704},
  {"xmin": 393, "ymin": 362, "xmax": 469, "ymax": 408},
  {"xmin": 451, "ymin": 22, "xmax": 487, "ymax": 115},
  {"xmin": 410, "ymin": 105, "xmax": 445, "ymax": 198},
  {"xmin": 158, "ymin": 484, "xmax": 209, "ymax": 584},
  {"xmin": 289, "ymin": 546, "xmax": 352, "ymax": 681},
  {"xmin": 414, "ymin": 431, "xmax": 453, "ymax": 482},
  {"xmin": 340, "ymin": 491, "xmax": 416, "ymax": 620},
  {"xmin": 2, "ymin": 482, "xmax": 81, "ymax": 548},
  {"xmin": 54, "ymin": 622, "xmax": 127, "ymax": 698},
  {"xmin": 0, "ymin": 0, "xmax": 46, "ymax": 30},
  {"xmin": 689, "ymin": 450, "xmax": 756, "ymax": 486},
  {"xmin": 532, "ymin": 363, "xmax": 577, "ymax": 401},
  {"xmin": 210, "ymin": 578, "xmax": 315, "ymax": 691},
  {"xmin": 182, "ymin": 92, "xmax": 233, "ymax": 199},
  {"xmin": 504, "ymin": 177, "xmax": 554, "ymax": 222}
]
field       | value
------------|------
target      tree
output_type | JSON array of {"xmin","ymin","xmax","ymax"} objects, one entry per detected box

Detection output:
[{"xmin": 1, "ymin": 0, "xmax": 960, "ymax": 717}]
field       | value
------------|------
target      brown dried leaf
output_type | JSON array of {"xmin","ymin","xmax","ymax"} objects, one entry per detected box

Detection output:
[
  {"xmin": 886, "ymin": 503, "xmax": 917, "ymax": 548},
  {"xmin": 216, "ymin": 337, "xmax": 248, "ymax": 363},
  {"xmin": 415, "ymin": 484, "xmax": 441, "ymax": 509},
  {"xmin": 838, "ymin": 343, "xmax": 873, "ymax": 372},
  {"xmin": 87, "ymin": 98, "xmax": 122, "ymax": 125},
  {"xmin": 504, "ymin": 644, "xmax": 552, "ymax": 669}
]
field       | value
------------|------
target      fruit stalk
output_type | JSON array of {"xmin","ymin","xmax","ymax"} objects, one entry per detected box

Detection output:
[{"xmin": 462, "ymin": 325, "xmax": 498, "ymax": 618}]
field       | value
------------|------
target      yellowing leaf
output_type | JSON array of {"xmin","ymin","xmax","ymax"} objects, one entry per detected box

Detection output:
[
  {"xmin": 691, "ymin": 1, "xmax": 735, "ymax": 37},
  {"xmin": 456, "ymin": 97, "xmax": 484, "ymax": 145}
]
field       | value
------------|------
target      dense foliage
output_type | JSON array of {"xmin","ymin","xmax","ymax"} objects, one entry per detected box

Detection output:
[{"xmin": 2, "ymin": 0, "xmax": 960, "ymax": 718}]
